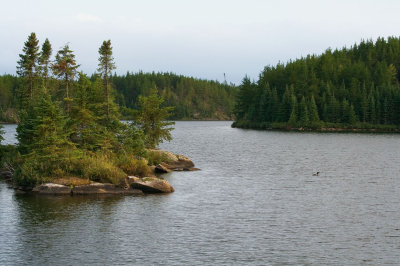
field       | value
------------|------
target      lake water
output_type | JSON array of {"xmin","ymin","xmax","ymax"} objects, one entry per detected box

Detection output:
[{"xmin": 1, "ymin": 121, "xmax": 400, "ymax": 265}]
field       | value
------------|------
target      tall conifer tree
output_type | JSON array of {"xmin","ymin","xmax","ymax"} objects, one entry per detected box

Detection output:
[
  {"xmin": 309, "ymin": 95, "xmax": 320, "ymax": 123},
  {"xmin": 39, "ymin": 38, "xmax": 52, "ymax": 88},
  {"xmin": 16, "ymin": 32, "xmax": 40, "ymax": 101},
  {"xmin": 98, "ymin": 40, "xmax": 116, "ymax": 119},
  {"xmin": 52, "ymin": 44, "xmax": 79, "ymax": 114},
  {"xmin": 299, "ymin": 96, "xmax": 309, "ymax": 125},
  {"xmin": 288, "ymin": 95, "xmax": 298, "ymax": 126}
]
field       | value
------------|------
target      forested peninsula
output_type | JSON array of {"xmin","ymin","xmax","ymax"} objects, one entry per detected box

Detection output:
[
  {"xmin": 0, "ymin": 33, "xmax": 198, "ymax": 194},
  {"xmin": 233, "ymin": 37, "xmax": 400, "ymax": 132}
]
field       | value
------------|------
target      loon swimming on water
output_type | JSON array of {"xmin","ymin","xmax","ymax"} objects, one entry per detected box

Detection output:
[{"xmin": 312, "ymin": 172, "xmax": 320, "ymax": 176}]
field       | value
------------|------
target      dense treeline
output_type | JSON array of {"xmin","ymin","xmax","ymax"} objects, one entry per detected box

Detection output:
[
  {"xmin": 233, "ymin": 37, "xmax": 400, "ymax": 130},
  {"xmin": 0, "ymin": 75, "xmax": 21, "ymax": 122},
  {"xmin": 0, "ymin": 33, "xmax": 175, "ymax": 187},
  {"xmin": 0, "ymin": 72, "xmax": 237, "ymax": 123},
  {"xmin": 112, "ymin": 72, "xmax": 236, "ymax": 120}
]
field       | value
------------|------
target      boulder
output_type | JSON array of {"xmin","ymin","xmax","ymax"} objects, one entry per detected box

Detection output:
[
  {"xmin": 148, "ymin": 149, "xmax": 196, "ymax": 171},
  {"xmin": 32, "ymin": 183, "xmax": 72, "ymax": 195},
  {"xmin": 72, "ymin": 182, "xmax": 144, "ymax": 195},
  {"xmin": 155, "ymin": 163, "xmax": 172, "ymax": 173},
  {"xmin": 131, "ymin": 177, "xmax": 174, "ymax": 193},
  {"xmin": 165, "ymin": 154, "xmax": 195, "ymax": 169}
]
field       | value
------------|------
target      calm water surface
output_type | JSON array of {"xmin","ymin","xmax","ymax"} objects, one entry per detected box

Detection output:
[{"xmin": 1, "ymin": 121, "xmax": 400, "ymax": 265}]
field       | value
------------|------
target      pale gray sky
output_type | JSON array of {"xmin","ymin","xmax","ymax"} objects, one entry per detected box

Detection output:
[{"xmin": 1, "ymin": 0, "xmax": 400, "ymax": 84}]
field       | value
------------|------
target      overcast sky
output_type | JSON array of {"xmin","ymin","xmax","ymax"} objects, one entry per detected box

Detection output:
[{"xmin": 1, "ymin": 0, "xmax": 400, "ymax": 84}]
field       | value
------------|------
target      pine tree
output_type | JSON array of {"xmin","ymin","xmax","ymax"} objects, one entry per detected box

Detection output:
[
  {"xmin": 278, "ymin": 86, "xmax": 292, "ymax": 122},
  {"xmin": 299, "ymin": 96, "xmax": 309, "ymax": 125},
  {"xmin": 327, "ymin": 94, "xmax": 340, "ymax": 123},
  {"xmin": 16, "ymin": 105, "xmax": 36, "ymax": 154},
  {"xmin": 16, "ymin": 32, "xmax": 40, "ymax": 101},
  {"xmin": 29, "ymin": 93, "xmax": 71, "ymax": 156},
  {"xmin": 98, "ymin": 40, "xmax": 116, "ymax": 119},
  {"xmin": 309, "ymin": 95, "xmax": 320, "ymax": 123},
  {"xmin": 348, "ymin": 104, "xmax": 358, "ymax": 125},
  {"xmin": 269, "ymin": 87, "xmax": 279, "ymax": 122},
  {"xmin": 52, "ymin": 44, "xmax": 79, "ymax": 114},
  {"xmin": 137, "ymin": 90, "xmax": 175, "ymax": 148},
  {"xmin": 89, "ymin": 75, "xmax": 121, "ymax": 130},
  {"xmin": 39, "ymin": 38, "xmax": 52, "ymax": 88},
  {"xmin": 361, "ymin": 86, "xmax": 368, "ymax": 122},
  {"xmin": 288, "ymin": 95, "xmax": 298, "ymax": 126},
  {"xmin": 368, "ymin": 94, "xmax": 376, "ymax": 124},
  {"xmin": 69, "ymin": 73, "xmax": 102, "ymax": 150},
  {"xmin": 383, "ymin": 97, "xmax": 390, "ymax": 124},
  {"xmin": 259, "ymin": 84, "xmax": 271, "ymax": 122},
  {"xmin": 234, "ymin": 76, "xmax": 254, "ymax": 121}
]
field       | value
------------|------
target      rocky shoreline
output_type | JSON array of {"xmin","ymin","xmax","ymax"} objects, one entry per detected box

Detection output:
[{"xmin": 1, "ymin": 150, "xmax": 199, "ymax": 196}]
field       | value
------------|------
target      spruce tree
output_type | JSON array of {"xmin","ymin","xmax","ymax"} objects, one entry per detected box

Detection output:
[
  {"xmin": 98, "ymin": 40, "xmax": 116, "ymax": 119},
  {"xmin": 16, "ymin": 105, "xmax": 36, "ymax": 154},
  {"xmin": 348, "ymin": 104, "xmax": 358, "ymax": 125},
  {"xmin": 52, "ymin": 44, "xmax": 79, "ymax": 114},
  {"xmin": 309, "ymin": 95, "xmax": 320, "ymax": 123},
  {"xmin": 342, "ymin": 99, "xmax": 358, "ymax": 124},
  {"xmin": 361, "ymin": 86, "xmax": 368, "ymax": 122},
  {"xmin": 288, "ymin": 95, "xmax": 298, "ymax": 126},
  {"xmin": 16, "ymin": 32, "xmax": 40, "ymax": 101},
  {"xmin": 234, "ymin": 76, "xmax": 254, "ymax": 121},
  {"xmin": 137, "ymin": 90, "xmax": 175, "ymax": 148},
  {"xmin": 368, "ymin": 94, "xmax": 376, "ymax": 124},
  {"xmin": 278, "ymin": 86, "xmax": 292, "ymax": 122},
  {"xmin": 299, "ymin": 96, "xmax": 309, "ymax": 125},
  {"xmin": 269, "ymin": 87, "xmax": 279, "ymax": 122},
  {"xmin": 39, "ymin": 38, "xmax": 52, "ymax": 88},
  {"xmin": 69, "ymin": 73, "xmax": 101, "ymax": 150},
  {"xmin": 259, "ymin": 84, "xmax": 270, "ymax": 122},
  {"xmin": 29, "ymin": 93, "xmax": 71, "ymax": 157}
]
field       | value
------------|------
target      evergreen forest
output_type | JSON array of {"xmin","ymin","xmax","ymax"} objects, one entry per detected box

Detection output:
[{"xmin": 233, "ymin": 37, "xmax": 400, "ymax": 131}]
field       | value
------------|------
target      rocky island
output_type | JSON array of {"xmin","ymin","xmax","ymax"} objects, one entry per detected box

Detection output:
[{"xmin": 1, "ymin": 149, "xmax": 199, "ymax": 195}]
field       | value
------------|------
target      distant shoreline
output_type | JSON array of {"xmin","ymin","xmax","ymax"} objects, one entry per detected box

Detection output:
[
  {"xmin": 232, "ymin": 127, "xmax": 400, "ymax": 133},
  {"xmin": 1, "ymin": 119, "xmax": 235, "ymax": 124},
  {"xmin": 231, "ymin": 121, "xmax": 400, "ymax": 133}
]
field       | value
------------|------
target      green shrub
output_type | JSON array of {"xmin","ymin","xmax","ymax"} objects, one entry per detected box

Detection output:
[
  {"xmin": 0, "ymin": 145, "xmax": 19, "ymax": 167},
  {"xmin": 78, "ymin": 155, "xmax": 127, "ymax": 185},
  {"xmin": 147, "ymin": 150, "xmax": 170, "ymax": 165},
  {"xmin": 13, "ymin": 159, "xmax": 42, "ymax": 187},
  {"xmin": 114, "ymin": 154, "xmax": 150, "ymax": 177}
]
